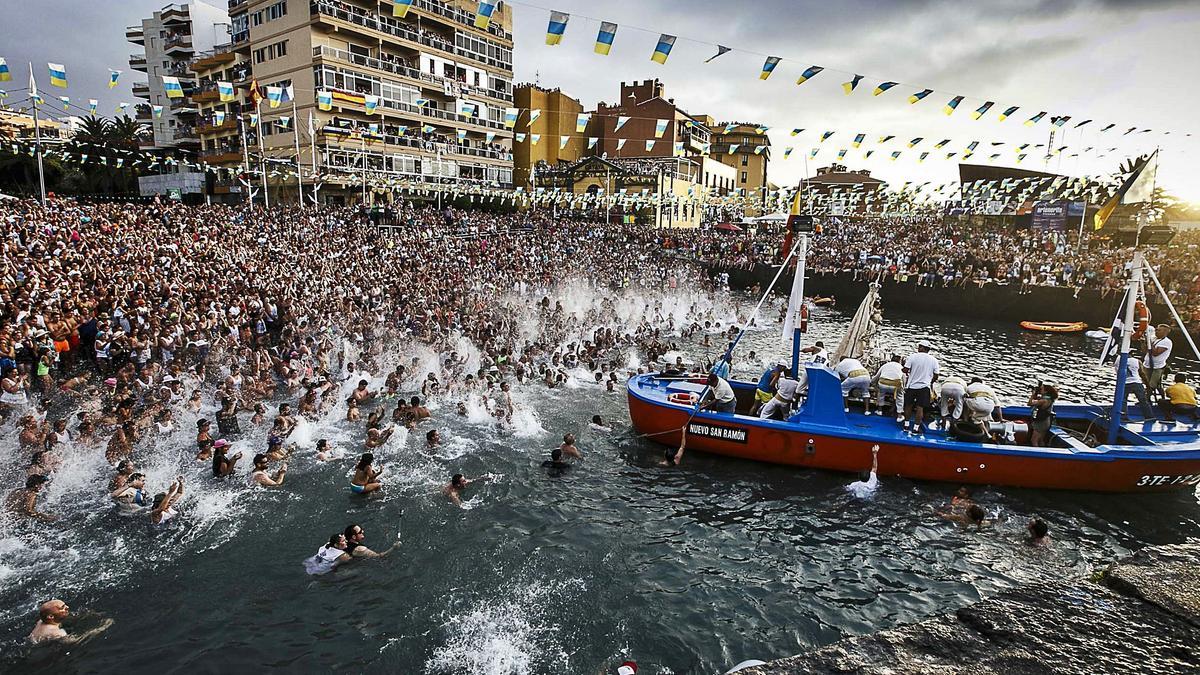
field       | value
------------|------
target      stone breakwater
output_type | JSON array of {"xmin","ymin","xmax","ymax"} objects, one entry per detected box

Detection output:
[{"xmin": 740, "ymin": 542, "xmax": 1200, "ymax": 674}]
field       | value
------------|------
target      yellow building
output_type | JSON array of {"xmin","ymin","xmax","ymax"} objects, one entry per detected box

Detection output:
[
  {"xmin": 190, "ymin": 44, "xmax": 253, "ymax": 201},
  {"xmin": 0, "ymin": 109, "xmax": 70, "ymax": 141},
  {"xmin": 706, "ymin": 120, "xmax": 771, "ymax": 216},
  {"xmin": 513, "ymin": 84, "xmax": 584, "ymax": 189},
  {"xmin": 227, "ymin": 0, "xmax": 515, "ymax": 204}
]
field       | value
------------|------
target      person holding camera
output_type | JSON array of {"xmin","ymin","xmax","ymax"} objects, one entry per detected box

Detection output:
[{"xmin": 1027, "ymin": 382, "xmax": 1058, "ymax": 447}]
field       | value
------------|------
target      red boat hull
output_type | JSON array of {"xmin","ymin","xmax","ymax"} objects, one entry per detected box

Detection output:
[{"xmin": 629, "ymin": 393, "xmax": 1200, "ymax": 493}]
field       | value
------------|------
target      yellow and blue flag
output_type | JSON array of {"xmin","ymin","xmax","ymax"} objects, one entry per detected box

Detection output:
[
  {"xmin": 503, "ymin": 107, "xmax": 518, "ymax": 128},
  {"xmin": 163, "ymin": 75, "xmax": 184, "ymax": 98},
  {"xmin": 755, "ymin": 125, "xmax": 768, "ymax": 134},
  {"xmin": 908, "ymin": 137, "xmax": 923, "ymax": 148},
  {"xmin": 643, "ymin": 139, "xmax": 655, "ymax": 151},
  {"xmin": 48, "ymin": 63, "xmax": 68, "ymax": 88},
  {"xmin": 1017, "ymin": 153, "xmax": 1027, "ymax": 163},
  {"xmin": 654, "ymin": 118, "xmax": 668, "ymax": 138},
  {"xmin": 651, "ymin": 34, "xmax": 675, "ymax": 64},
  {"xmin": 266, "ymin": 85, "xmax": 283, "ymax": 108},
  {"xmin": 934, "ymin": 139, "xmax": 950, "ymax": 149},
  {"xmin": 790, "ymin": 128, "xmax": 803, "ymax": 135},
  {"xmin": 515, "ymin": 133, "xmax": 526, "ymax": 143},
  {"xmin": 475, "ymin": 1, "xmax": 497, "ymax": 29},
  {"xmin": 704, "ymin": 45, "xmax": 732, "ymax": 63},
  {"xmin": 836, "ymin": 148, "xmax": 847, "ymax": 161},
  {"xmin": 108, "ymin": 69, "xmax": 121, "ymax": 88},
  {"xmin": 873, "ymin": 81, "xmax": 898, "ymax": 96},
  {"xmin": 588, "ymin": 137, "xmax": 598, "ymax": 149},
  {"xmin": 560, "ymin": 135, "xmax": 571, "ymax": 150},
  {"xmin": 595, "ymin": 21, "xmax": 617, "ymax": 55},
  {"xmin": 117, "ymin": 102, "xmax": 129, "ymax": 114},
  {"xmin": 943, "ymin": 95, "xmax": 964, "ymax": 115},
  {"xmin": 890, "ymin": 151, "xmax": 901, "ymax": 161},
  {"xmin": 852, "ymin": 133, "xmax": 865, "ymax": 148},
  {"xmin": 878, "ymin": 135, "xmax": 894, "ymax": 144},
  {"xmin": 998, "ymin": 105, "xmax": 1018, "ymax": 121},
  {"xmin": 248, "ymin": 112, "xmax": 258, "ymax": 127},
  {"xmin": 546, "ymin": 11, "xmax": 569, "ymax": 45},
  {"xmin": 458, "ymin": 129, "xmax": 468, "ymax": 141},
  {"xmin": 58, "ymin": 95, "xmax": 69, "ymax": 109},
  {"xmin": 214, "ymin": 110, "xmax": 226, "ymax": 125},
  {"xmin": 972, "ymin": 101, "xmax": 993, "ymax": 120},
  {"xmin": 364, "ymin": 94, "xmax": 378, "ymax": 114},
  {"xmin": 783, "ymin": 147, "xmax": 793, "ymax": 158},
  {"xmin": 0, "ymin": 58, "xmax": 11, "ymax": 82},
  {"xmin": 528, "ymin": 108, "xmax": 541, "ymax": 126},
  {"xmin": 966, "ymin": 141, "xmax": 979, "ymax": 152},
  {"xmin": 1052, "ymin": 115, "xmax": 1071, "ymax": 128},
  {"xmin": 908, "ymin": 88, "xmax": 932, "ymax": 104},
  {"xmin": 393, "ymin": 0, "xmax": 412, "ymax": 18},
  {"xmin": 919, "ymin": 152, "xmax": 929, "ymax": 162},
  {"xmin": 1024, "ymin": 111, "xmax": 1046, "ymax": 126},
  {"xmin": 152, "ymin": 104, "xmax": 163, "ymax": 118},
  {"xmin": 760, "ymin": 56, "xmax": 781, "ymax": 80},
  {"xmin": 614, "ymin": 115, "xmax": 630, "ymax": 132},
  {"xmin": 809, "ymin": 147, "xmax": 819, "ymax": 159},
  {"xmin": 422, "ymin": 124, "xmax": 436, "ymax": 134},
  {"xmin": 575, "ymin": 112, "xmax": 590, "ymax": 133},
  {"xmin": 530, "ymin": 134, "xmax": 541, "ymax": 146},
  {"xmin": 864, "ymin": 150, "xmax": 874, "ymax": 159},
  {"xmin": 460, "ymin": 101, "xmax": 477, "ymax": 116},
  {"xmin": 795, "ymin": 65, "xmax": 823, "ymax": 85},
  {"xmin": 842, "ymin": 74, "xmax": 863, "ymax": 95},
  {"xmin": 88, "ymin": 98, "xmax": 97, "ymax": 115},
  {"xmin": 218, "ymin": 81, "xmax": 235, "ymax": 102},
  {"xmin": 820, "ymin": 131, "xmax": 834, "ymax": 142}
]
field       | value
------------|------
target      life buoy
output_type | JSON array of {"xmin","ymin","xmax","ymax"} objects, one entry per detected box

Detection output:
[
  {"xmin": 951, "ymin": 420, "xmax": 991, "ymax": 443},
  {"xmin": 667, "ymin": 392, "xmax": 699, "ymax": 406},
  {"xmin": 799, "ymin": 303, "xmax": 809, "ymax": 333},
  {"xmin": 1132, "ymin": 301, "xmax": 1150, "ymax": 340}
]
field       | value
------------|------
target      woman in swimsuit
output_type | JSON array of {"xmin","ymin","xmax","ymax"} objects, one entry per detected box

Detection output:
[
  {"xmin": 350, "ymin": 453, "xmax": 384, "ymax": 495},
  {"xmin": 150, "ymin": 476, "xmax": 184, "ymax": 526},
  {"xmin": 195, "ymin": 419, "xmax": 215, "ymax": 460}
]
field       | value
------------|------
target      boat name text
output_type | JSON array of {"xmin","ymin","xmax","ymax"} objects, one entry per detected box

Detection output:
[{"xmin": 688, "ymin": 422, "xmax": 748, "ymax": 444}]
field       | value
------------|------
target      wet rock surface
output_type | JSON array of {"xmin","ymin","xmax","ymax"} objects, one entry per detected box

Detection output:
[{"xmin": 743, "ymin": 543, "xmax": 1200, "ymax": 675}]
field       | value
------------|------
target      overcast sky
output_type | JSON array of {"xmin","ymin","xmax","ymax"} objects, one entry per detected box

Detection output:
[{"xmin": 4, "ymin": 0, "xmax": 1198, "ymax": 200}]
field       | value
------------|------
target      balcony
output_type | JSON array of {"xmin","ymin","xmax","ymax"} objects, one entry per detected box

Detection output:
[
  {"xmin": 126, "ymin": 24, "xmax": 145, "ymax": 45},
  {"xmin": 160, "ymin": 4, "xmax": 191, "ymax": 25},
  {"xmin": 231, "ymin": 29, "xmax": 249, "ymax": 47},
  {"xmin": 165, "ymin": 32, "xmax": 194, "ymax": 54},
  {"xmin": 201, "ymin": 147, "xmax": 243, "ymax": 164},
  {"xmin": 228, "ymin": 0, "xmax": 248, "ymax": 9},
  {"xmin": 191, "ymin": 44, "xmax": 238, "ymax": 72},
  {"xmin": 410, "ymin": 0, "xmax": 512, "ymax": 42},
  {"xmin": 314, "ymin": 46, "xmax": 511, "ymax": 105},
  {"xmin": 197, "ymin": 118, "xmax": 238, "ymax": 134},
  {"xmin": 130, "ymin": 54, "xmax": 147, "ymax": 72},
  {"xmin": 132, "ymin": 82, "xmax": 151, "ymax": 99},
  {"xmin": 173, "ymin": 126, "xmax": 199, "ymax": 141}
]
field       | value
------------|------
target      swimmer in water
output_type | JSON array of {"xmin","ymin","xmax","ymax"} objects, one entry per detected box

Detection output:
[
  {"xmin": 1026, "ymin": 518, "xmax": 1050, "ymax": 546},
  {"xmin": 249, "ymin": 454, "xmax": 287, "ymax": 487},
  {"xmin": 443, "ymin": 473, "xmax": 475, "ymax": 507},
  {"xmin": 365, "ymin": 425, "xmax": 395, "ymax": 449},
  {"xmin": 588, "ymin": 415, "xmax": 612, "ymax": 433},
  {"xmin": 351, "ymin": 453, "xmax": 384, "ymax": 495},
  {"xmin": 111, "ymin": 472, "xmax": 149, "ymax": 507},
  {"xmin": 211, "ymin": 439, "xmax": 242, "ymax": 478},
  {"xmin": 6, "ymin": 474, "xmax": 57, "ymax": 522},
  {"xmin": 343, "ymin": 524, "xmax": 401, "ymax": 558},
  {"xmin": 315, "ymin": 438, "xmax": 344, "ymax": 461},
  {"xmin": 559, "ymin": 433, "xmax": 583, "ymax": 460},
  {"xmin": 426, "ymin": 429, "xmax": 441, "ymax": 449},
  {"xmin": 939, "ymin": 503, "xmax": 991, "ymax": 529},
  {"xmin": 150, "ymin": 476, "xmax": 185, "ymax": 527},
  {"xmin": 27, "ymin": 599, "xmax": 113, "ymax": 644},
  {"xmin": 109, "ymin": 460, "xmax": 136, "ymax": 492},
  {"xmin": 542, "ymin": 448, "xmax": 571, "ymax": 475}
]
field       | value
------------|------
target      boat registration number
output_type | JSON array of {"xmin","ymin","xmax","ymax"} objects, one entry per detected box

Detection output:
[
  {"xmin": 688, "ymin": 422, "xmax": 748, "ymax": 444},
  {"xmin": 1136, "ymin": 473, "xmax": 1200, "ymax": 487}
]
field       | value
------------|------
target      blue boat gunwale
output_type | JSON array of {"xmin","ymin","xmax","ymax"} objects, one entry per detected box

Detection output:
[{"xmin": 628, "ymin": 372, "xmax": 1200, "ymax": 463}]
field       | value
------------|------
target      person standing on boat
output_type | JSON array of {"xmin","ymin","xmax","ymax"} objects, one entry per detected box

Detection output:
[
  {"xmin": 834, "ymin": 357, "xmax": 871, "ymax": 404},
  {"xmin": 1117, "ymin": 358, "xmax": 1154, "ymax": 421},
  {"xmin": 760, "ymin": 368, "xmax": 799, "ymax": 421},
  {"xmin": 1027, "ymin": 383, "xmax": 1059, "ymax": 447},
  {"xmin": 799, "ymin": 341, "xmax": 829, "ymax": 367},
  {"xmin": 701, "ymin": 373, "xmax": 738, "ymax": 414},
  {"xmin": 1140, "ymin": 324, "xmax": 1172, "ymax": 400},
  {"xmin": 871, "ymin": 354, "xmax": 904, "ymax": 416},
  {"xmin": 752, "ymin": 364, "xmax": 783, "ymax": 416},
  {"xmin": 901, "ymin": 341, "xmax": 939, "ymax": 434},
  {"xmin": 938, "ymin": 375, "xmax": 967, "ymax": 427}
]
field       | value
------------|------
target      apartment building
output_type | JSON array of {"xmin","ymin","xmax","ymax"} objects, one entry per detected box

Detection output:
[
  {"xmin": 705, "ymin": 121, "xmax": 771, "ymax": 217},
  {"xmin": 222, "ymin": 0, "xmax": 514, "ymax": 204},
  {"xmin": 127, "ymin": 1, "xmax": 231, "ymax": 196}
]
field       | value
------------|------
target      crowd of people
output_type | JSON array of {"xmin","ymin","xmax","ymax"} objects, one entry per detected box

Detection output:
[{"xmin": 2, "ymin": 194, "xmax": 1196, "ymax": 649}]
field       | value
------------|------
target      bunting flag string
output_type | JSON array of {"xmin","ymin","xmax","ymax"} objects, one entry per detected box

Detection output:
[
  {"xmin": 651, "ymin": 34, "xmax": 676, "ymax": 64},
  {"xmin": 760, "ymin": 56, "xmax": 781, "ymax": 80},
  {"xmin": 546, "ymin": 10, "xmax": 569, "ymax": 45},
  {"xmin": 705, "ymin": 45, "xmax": 732, "ymax": 63},
  {"xmin": 595, "ymin": 21, "xmax": 617, "ymax": 55}
]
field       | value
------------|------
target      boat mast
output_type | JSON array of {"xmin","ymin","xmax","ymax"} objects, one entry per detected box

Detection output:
[
  {"xmin": 790, "ymin": 234, "xmax": 807, "ymax": 376},
  {"xmin": 1108, "ymin": 250, "xmax": 1143, "ymax": 445}
]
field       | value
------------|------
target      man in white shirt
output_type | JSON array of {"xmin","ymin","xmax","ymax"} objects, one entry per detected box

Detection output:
[
  {"xmin": 760, "ymin": 368, "xmax": 800, "ymax": 420},
  {"xmin": 871, "ymin": 354, "xmax": 904, "ymax": 416},
  {"xmin": 701, "ymin": 373, "xmax": 737, "ymax": 414},
  {"xmin": 1141, "ymin": 324, "xmax": 1173, "ymax": 399},
  {"xmin": 799, "ymin": 340, "xmax": 829, "ymax": 367},
  {"xmin": 938, "ymin": 375, "xmax": 967, "ymax": 426},
  {"xmin": 846, "ymin": 445, "xmax": 880, "ymax": 498},
  {"xmin": 965, "ymin": 377, "xmax": 1000, "ymax": 424},
  {"xmin": 834, "ymin": 357, "xmax": 871, "ymax": 402},
  {"xmin": 902, "ymin": 340, "xmax": 940, "ymax": 434}
]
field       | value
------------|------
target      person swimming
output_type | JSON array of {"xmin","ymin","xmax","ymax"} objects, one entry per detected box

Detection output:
[
  {"xmin": 351, "ymin": 453, "xmax": 384, "ymax": 495},
  {"xmin": 588, "ymin": 415, "xmax": 612, "ymax": 432},
  {"xmin": 541, "ymin": 448, "xmax": 571, "ymax": 475},
  {"xmin": 303, "ymin": 533, "xmax": 352, "ymax": 575}
]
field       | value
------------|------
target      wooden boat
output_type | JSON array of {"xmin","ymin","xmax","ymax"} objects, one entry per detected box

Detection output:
[
  {"xmin": 628, "ymin": 367, "xmax": 1200, "ymax": 493},
  {"xmin": 1019, "ymin": 321, "xmax": 1088, "ymax": 333}
]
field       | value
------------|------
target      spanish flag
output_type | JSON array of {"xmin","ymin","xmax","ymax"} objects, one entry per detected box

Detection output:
[
  {"xmin": 1094, "ymin": 150, "xmax": 1157, "ymax": 231},
  {"xmin": 546, "ymin": 11, "xmax": 569, "ymax": 46},
  {"xmin": 873, "ymin": 81, "xmax": 898, "ymax": 96},
  {"xmin": 943, "ymin": 95, "xmax": 964, "ymax": 115},
  {"xmin": 795, "ymin": 66, "xmax": 823, "ymax": 85},
  {"xmin": 760, "ymin": 56, "xmax": 781, "ymax": 80},
  {"xmin": 842, "ymin": 74, "xmax": 863, "ymax": 95},
  {"xmin": 651, "ymin": 34, "xmax": 675, "ymax": 64},
  {"xmin": 595, "ymin": 22, "xmax": 617, "ymax": 55}
]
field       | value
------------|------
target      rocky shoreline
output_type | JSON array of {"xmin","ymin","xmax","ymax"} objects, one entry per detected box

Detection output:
[{"xmin": 741, "ymin": 542, "xmax": 1200, "ymax": 674}]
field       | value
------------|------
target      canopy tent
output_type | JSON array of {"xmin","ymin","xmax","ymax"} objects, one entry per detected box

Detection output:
[{"xmin": 714, "ymin": 222, "xmax": 743, "ymax": 232}]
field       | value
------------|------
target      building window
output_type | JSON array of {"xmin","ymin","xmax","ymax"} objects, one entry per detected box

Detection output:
[
  {"xmin": 253, "ymin": 40, "xmax": 289, "ymax": 64},
  {"xmin": 741, "ymin": 171, "xmax": 748, "ymax": 183},
  {"xmin": 741, "ymin": 155, "xmax": 748, "ymax": 166},
  {"xmin": 265, "ymin": 0, "xmax": 287, "ymax": 21}
]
